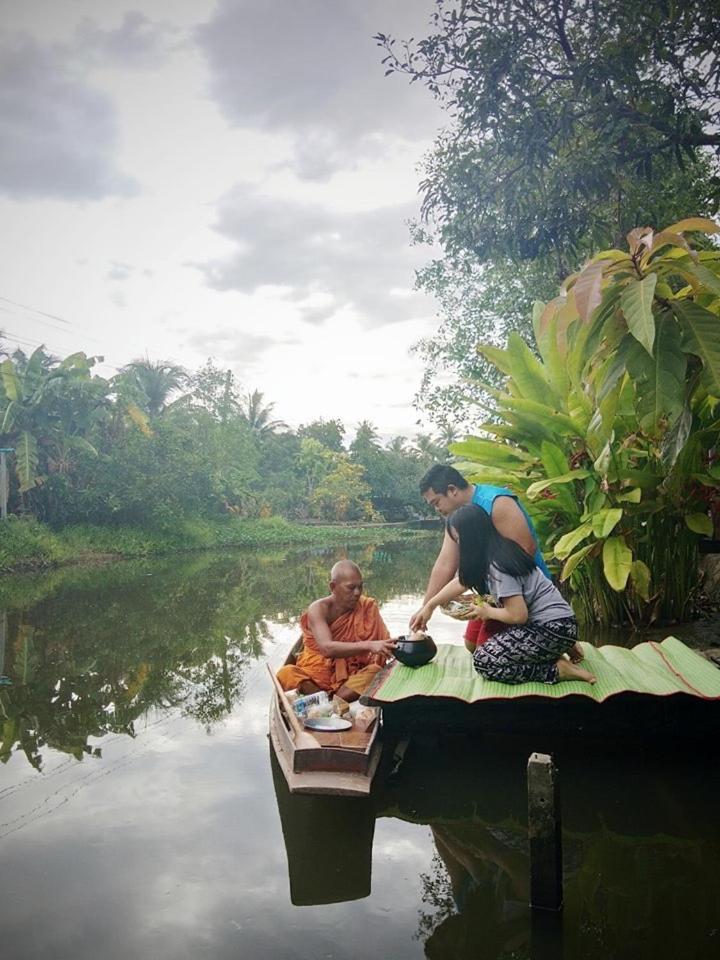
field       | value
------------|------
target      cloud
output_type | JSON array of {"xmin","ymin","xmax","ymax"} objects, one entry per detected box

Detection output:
[
  {"xmin": 185, "ymin": 327, "xmax": 298, "ymax": 366},
  {"xmin": 195, "ymin": 185, "xmax": 433, "ymax": 328},
  {"xmin": 197, "ymin": 0, "xmax": 442, "ymax": 179},
  {"xmin": 73, "ymin": 11, "xmax": 172, "ymax": 68},
  {"xmin": 0, "ymin": 34, "xmax": 139, "ymax": 200}
]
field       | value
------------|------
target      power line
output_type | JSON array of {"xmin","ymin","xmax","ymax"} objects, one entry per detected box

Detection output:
[{"xmin": 0, "ymin": 294, "xmax": 70, "ymax": 325}]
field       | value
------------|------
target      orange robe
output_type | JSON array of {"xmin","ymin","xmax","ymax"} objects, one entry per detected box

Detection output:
[{"xmin": 277, "ymin": 595, "xmax": 390, "ymax": 695}]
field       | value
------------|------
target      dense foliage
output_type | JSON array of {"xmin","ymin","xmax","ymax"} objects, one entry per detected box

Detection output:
[
  {"xmin": 0, "ymin": 352, "xmax": 447, "ymax": 531},
  {"xmin": 378, "ymin": 0, "xmax": 720, "ymax": 424},
  {"xmin": 451, "ymin": 219, "xmax": 720, "ymax": 625}
]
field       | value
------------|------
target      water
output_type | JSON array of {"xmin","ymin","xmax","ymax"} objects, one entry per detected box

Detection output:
[{"xmin": 0, "ymin": 539, "xmax": 718, "ymax": 960}]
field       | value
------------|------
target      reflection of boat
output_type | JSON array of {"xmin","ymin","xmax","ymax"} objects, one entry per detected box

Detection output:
[
  {"xmin": 268, "ymin": 639, "xmax": 383, "ymax": 797},
  {"xmin": 270, "ymin": 744, "xmax": 375, "ymax": 904}
]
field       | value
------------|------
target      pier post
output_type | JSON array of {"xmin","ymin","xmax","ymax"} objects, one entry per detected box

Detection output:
[{"xmin": 527, "ymin": 751, "xmax": 562, "ymax": 912}]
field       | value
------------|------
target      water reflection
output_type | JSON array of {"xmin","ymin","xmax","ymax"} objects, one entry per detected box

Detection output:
[
  {"xmin": 1, "ymin": 537, "xmax": 718, "ymax": 960},
  {"xmin": 0, "ymin": 538, "xmax": 437, "ymax": 772},
  {"xmin": 384, "ymin": 737, "xmax": 720, "ymax": 960}
]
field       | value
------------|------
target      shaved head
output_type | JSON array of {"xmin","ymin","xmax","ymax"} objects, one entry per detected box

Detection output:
[{"xmin": 330, "ymin": 559, "xmax": 362, "ymax": 582}]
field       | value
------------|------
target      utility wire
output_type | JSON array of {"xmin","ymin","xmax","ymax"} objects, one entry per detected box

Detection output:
[{"xmin": 0, "ymin": 294, "xmax": 70, "ymax": 325}]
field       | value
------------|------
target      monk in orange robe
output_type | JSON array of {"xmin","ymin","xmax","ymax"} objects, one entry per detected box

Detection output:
[{"xmin": 277, "ymin": 559, "xmax": 396, "ymax": 702}]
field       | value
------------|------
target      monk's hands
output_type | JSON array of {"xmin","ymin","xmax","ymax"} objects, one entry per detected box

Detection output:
[{"xmin": 368, "ymin": 638, "xmax": 397, "ymax": 658}]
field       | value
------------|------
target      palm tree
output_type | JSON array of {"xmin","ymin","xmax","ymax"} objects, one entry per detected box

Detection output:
[
  {"xmin": 116, "ymin": 359, "xmax": 188, "ymax": 417},
  {"xmin": 387, "ymin": 436, "xmax": 408, "ymax": 455},
  {"xmin": 240, "ymin": 389, "xmax": 287, "ymax": 436}
]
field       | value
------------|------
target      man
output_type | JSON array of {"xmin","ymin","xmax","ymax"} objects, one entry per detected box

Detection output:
[
  {"xmin": 277, "ymin": 559, "xmax": 396, "ymax": 703},
  {"xmin": 409, "ymin": 464, "xmax": 550, "ymax": 632}
]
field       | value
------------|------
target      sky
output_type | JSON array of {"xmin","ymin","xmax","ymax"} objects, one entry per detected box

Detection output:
[{"xmin": 0, "ymin": 0, "xmax": 449, "ymax": 441}]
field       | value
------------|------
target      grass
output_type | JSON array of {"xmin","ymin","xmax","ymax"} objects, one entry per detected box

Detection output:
[{"xmin": 0, "ymin": 515, "xmax": 435, "ymax": 573}]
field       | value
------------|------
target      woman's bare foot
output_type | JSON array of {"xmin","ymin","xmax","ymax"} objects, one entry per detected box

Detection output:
[{"xmin": 556, "ymin": 658, "xmax": 597, "ymax": 684}]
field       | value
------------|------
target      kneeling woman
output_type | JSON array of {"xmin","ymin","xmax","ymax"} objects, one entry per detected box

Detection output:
[{"xmin": 418, "ymin": 504, "xmax": 596, "ymax": 685}]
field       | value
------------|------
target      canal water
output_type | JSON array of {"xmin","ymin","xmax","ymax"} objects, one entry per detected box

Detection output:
[{"xmin": 0, "ymin": 538, "xmax": 718, "ymax": 960}]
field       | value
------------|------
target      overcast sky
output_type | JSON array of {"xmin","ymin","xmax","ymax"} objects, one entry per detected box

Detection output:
[{"xmin": 0, "ymin": 0, "xmax": 448, "ymax": 440}]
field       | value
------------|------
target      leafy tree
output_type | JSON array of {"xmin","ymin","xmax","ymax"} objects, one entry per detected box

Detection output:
[
  {"xmin": 378, "ymin": 0, "xmax": 720, "ymax": 268},
  {"xmin": 378, "ymin": 0, "xmax": 720, "ymax": 422},
  {"xmin": 451, "ymin": 218, "xmax": 720, "ymax": 625},
  {"xmin": 297, "ymin": 418, "xmax": 346, "ymax": 452},
  {"xmin": 309, "ymin": 457, "xmax": 375, "ymax": 521},
  {"xmin": 190, "ymin": 360, "xmax": 242, "ymax": 423}
]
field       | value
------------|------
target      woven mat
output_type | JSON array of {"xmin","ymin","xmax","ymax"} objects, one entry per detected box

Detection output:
[{"xmin": 364, "ymin": 638, "xmax": 720, "ymax": 705}]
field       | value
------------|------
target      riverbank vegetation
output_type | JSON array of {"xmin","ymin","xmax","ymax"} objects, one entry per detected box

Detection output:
[
  {"xmin": 0, "ymin": 351, "xmax": 448, "ymax": 570},
  {"xmin": 0, "ymin": 514, "xmax": 437, "ymax": 573}
]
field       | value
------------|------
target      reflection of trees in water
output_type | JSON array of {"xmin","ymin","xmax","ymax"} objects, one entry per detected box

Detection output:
[
  {"xmin": 416, "ymin": 851, "xmax": 456, "ymax": 944},
  {"xmin": 0, "ymin": 538, "xmax": 438, "ymax": 769},
  {"xmin": 415, "ymin": 820, "xmax": 531, "ymax": 960}
]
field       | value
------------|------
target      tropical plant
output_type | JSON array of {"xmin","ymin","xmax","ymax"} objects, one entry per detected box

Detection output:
[
  {"xmin": 115, "ymin": 358, "xmax": 189, "ymax": 418},
  {"xmin": 451, "ymin": 219, "xmax": 720, "ymax": 626},
  {"xmin": 0, "ymin": 348, "xmax": 105, "ymax": 493},
  {"xmin": 240, "ymin": 388, "xmax": 287, "ymax": 436}
]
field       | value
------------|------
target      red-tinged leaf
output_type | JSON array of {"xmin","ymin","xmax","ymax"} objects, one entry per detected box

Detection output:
[{"xmin": 574, "ymin": 261, "xmax": 604, "ymax": 323}]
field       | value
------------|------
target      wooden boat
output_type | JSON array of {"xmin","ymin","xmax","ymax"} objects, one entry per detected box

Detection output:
[{"xmin": 268, "ymin": 638, "xmax": 383, "ymax": 797}]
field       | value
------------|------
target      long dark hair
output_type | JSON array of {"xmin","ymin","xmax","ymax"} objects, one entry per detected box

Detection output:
[{"xmin": 448, "ymin": 503, "xmax": 536, "ymax": 594}]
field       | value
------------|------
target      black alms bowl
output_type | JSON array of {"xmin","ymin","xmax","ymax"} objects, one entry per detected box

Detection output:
[{"xmin": 393, "ymin": 633, "xmax": 437, "ymax": 668}]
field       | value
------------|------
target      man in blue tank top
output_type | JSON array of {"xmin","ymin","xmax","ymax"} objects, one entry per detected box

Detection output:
[{"xmin": 409, "ymin": 464, "xmax": 551, "ymax": 632}]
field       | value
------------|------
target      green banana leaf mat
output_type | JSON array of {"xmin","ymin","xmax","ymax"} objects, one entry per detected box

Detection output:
[{"xmin": 365, "ymin": 638, "xmax": 720, "ymax": 704}]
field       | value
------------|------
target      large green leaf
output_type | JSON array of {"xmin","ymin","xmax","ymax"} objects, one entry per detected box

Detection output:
[
  {"xmin": 498, "ymin": 396, "xmax": 584, "ymax": 437},
  {"xmin": 554, "ymin": 520, "xmax": 594, "ymax": 559},
  {"xmin": 504, "ymin": 332, "xmax": 556, "ymax": 405},
  {"xmin": 685, "ymin": 513, "xmax": 713, "ymax": 535},
  {"xmin": 15, "ymin": 431, "xmax": 39, "ymax": 492},
  {"xmin": 602, "ymin": 537, "xmax": 632, "ymax": 591},
  {"xmin": 526, "ymin": 470, "xmax": 591, "ymax": 499},
  {"xmin": 672, "ymin": 300, "xmax": 720, "ymax": 395},
  {"xmin": 630, "ymin": 560, "xmax": 651, "ymax": 601},
  {"xmin": 0, "ymin": 359, "xmax": 21, "ymax": 403},
  {"xmin": 449, "ymin": 437, "xmax": 534, "ymax": 466},
  {"xmin": 620, "ymin": 274, "xmax": 657, "ymax": 356},
  {"xmin": 625, "ymin": 315, "xmax": 686, "ymax": 433},
  {"xmin": 476, "ymin": 343, "xmax": 513, "ymax": 376},
  {"xmin": 591, "ymin": 507, "xmax": 623, "ymax": 539},
  {"xmin": 560, "ymin": 543, "xmax": 596, "ymax": 581}
]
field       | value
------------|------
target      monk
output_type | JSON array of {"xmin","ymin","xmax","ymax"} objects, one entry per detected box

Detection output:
[{"xmin": 277, "ymin": 560, "xmax": 396, "ymax": 703}]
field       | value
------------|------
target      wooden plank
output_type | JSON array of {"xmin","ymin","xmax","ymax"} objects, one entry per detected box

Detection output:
[{"xmin": 266, "ymin": 664, "xmax": 318, "ymax": 750}]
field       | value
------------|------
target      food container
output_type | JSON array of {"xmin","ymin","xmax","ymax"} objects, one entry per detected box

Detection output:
[{"xmin": 393, "ymin": 633, "xmax": 438, "ymax": 668}]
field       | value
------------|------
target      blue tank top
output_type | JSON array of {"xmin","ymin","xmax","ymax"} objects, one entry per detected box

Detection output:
[{"xmin": 471, "ymin": 484, "xmax": 551, "ymax": 578}]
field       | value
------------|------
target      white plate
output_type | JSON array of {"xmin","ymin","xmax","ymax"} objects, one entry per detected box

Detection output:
[{"xmin": 303, "ymin": 716, "xmax": 352, "ymax": 731}]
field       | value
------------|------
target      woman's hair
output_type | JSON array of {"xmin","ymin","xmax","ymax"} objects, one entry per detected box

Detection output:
[{"xmin": 448, "ymin": 503, "xmax": 536, "ymax": 593}]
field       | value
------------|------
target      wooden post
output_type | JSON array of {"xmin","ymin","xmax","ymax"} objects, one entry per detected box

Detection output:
[{"xmin": 527, "ymin": 751, "xmax": 562, "ymax": 911}]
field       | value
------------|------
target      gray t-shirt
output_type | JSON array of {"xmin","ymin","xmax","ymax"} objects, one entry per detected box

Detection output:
[{"xmin": 487, "ymin": 564, "xmax": 574, "ymax": 624}]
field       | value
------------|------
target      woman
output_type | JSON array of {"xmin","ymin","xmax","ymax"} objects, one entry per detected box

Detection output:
[{"xmin": 416, "ymin": 504, "xmax": 596, "ymax": 685}]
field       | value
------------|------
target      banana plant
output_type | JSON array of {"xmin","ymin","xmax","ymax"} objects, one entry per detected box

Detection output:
[
  {"xmin": 0, "ymin": 348, "xmax": 105, "ymax": 492},
  {"xmin": 451, "ymin": 218, "xmax": 720, "ymax": 626}
]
